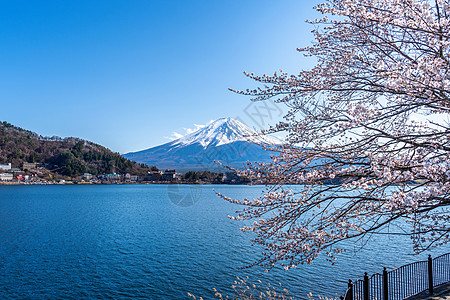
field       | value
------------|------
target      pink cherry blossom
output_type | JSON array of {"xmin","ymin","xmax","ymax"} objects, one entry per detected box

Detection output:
[{"xmin": 225, "ymin": 0, "xmax": 450, "ymax": 269}]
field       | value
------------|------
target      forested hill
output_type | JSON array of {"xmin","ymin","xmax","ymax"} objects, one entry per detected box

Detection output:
[{"xmin": 0, "ymin": 121, "xmax": 154, "ymax": 177}]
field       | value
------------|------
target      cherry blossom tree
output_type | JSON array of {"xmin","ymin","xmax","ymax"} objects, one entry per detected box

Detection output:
[{"xmin": 224, "ymin": 0, "xmax": 450, "ymax": 269}]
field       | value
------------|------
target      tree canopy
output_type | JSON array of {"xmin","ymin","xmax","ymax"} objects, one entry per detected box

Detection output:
[
  {"xmin": 0, "ymin": 122, "xmax": 153, "ymax": 177},
  {"xmin": 225, "ymin": 0, "xmax": 450, "ymax": 269}
]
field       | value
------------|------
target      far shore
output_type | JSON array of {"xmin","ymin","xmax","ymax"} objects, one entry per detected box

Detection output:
[{"xmin": 0, "ymin": 181, "xmax": 258, "ymax": 186}]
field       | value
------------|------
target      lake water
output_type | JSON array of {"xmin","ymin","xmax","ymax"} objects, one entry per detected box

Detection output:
[{"xmin": 0, "ymin": 185, "xmax": 446, "ymax": 299}]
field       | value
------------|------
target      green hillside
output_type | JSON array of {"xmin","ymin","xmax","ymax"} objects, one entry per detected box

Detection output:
[{"xmin": 0, "ymin": 121, "xmax": 154, "ymax": 177}]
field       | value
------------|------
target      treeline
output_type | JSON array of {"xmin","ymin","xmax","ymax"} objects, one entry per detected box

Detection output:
[
  {"xmin": 0, "ymin": 121, "xmax": 154, "ymax": 177},
  {"xmin": 182, "ymin": 171, "xmax": 224, "ymax": 182}
]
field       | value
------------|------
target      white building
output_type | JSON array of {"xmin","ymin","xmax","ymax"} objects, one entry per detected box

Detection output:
[
  {"xmin": 0, "ymin": 163, "xmax": 11, "ymax": 171},
  {"xmin": 0, "ymin": 173, "xmax": 13, "ymax": 181},
  {"xmin": 81, "ymin": 173, "xmax": 93, "ymax": 180}
]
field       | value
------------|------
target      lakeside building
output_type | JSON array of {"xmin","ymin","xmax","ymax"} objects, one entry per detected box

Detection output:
[
  {"xmin": 174, "ymin": 173, "xmax": 183, "ymax": 181},
  {"xmin": 161, "ymin": 169, "xmax": 176, "ymax": 182},
  {"xmin": 0, "ymin": 163, "xmax": 11, "ymax": 171},
  {"xmin": 124, "ymin": 173, "xmax": 131, "ymax": 182},
  {"xmin": 0, "ymin": 173, "xmax": 13, "ymax": 181},
  {"xmin": 23, "ymin": 162, "xmax": 37, "ymax": 170},
  {"xmin": 130, "ymin": 175, "xmax": 141, "ymax": 182},
  {"xmin": 147, "ymin": 171, "xmax": 162, "ymax": 181},
  {"xmin": 81, "ymin": 173, "xmax": 93, "ymax": 181},
  {"xmin": 105, "ymin": 174, "xmax": 121, "ymax": 181}
]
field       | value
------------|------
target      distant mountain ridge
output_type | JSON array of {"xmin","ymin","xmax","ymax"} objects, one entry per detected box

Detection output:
[{"xmin": 123, "ymin": 118, "xmax": 281, "ymax": 172}]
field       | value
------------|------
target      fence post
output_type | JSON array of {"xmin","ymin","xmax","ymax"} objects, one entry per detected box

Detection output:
[
  {"xmin": 347, "ymin": 279, "xmax": 354, "ymax": 300},
  {"xmin": 428, "ymin": 255, "xmax": 434, "ymax": 295},
  {"xmin": 383, "ymin": 267, "xmax": 388, "ymax": 300},
  {"xmin": 363, "ymin": 272, "xmax": 369, "ymax": 300}
]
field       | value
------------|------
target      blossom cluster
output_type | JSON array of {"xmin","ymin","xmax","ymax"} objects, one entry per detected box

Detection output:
[{"xmin": 225, "ymin": 0, "xmax": 450, "ymax": 269}]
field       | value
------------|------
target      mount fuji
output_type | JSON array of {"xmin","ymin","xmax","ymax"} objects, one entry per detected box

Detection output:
[{"xmin": 123, "ymin": 117, "xmax": 281, "ymax": 172}]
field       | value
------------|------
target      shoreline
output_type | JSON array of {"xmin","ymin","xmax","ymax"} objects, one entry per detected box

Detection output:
[{"xmin": 0, "ymin": 181, "xmax": 256, "ymax": 186}]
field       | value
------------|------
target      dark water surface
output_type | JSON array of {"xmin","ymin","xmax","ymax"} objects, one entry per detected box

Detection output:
[{"xmin": 0, "ymin": 185, "xmax": 445, "ymax": 299}]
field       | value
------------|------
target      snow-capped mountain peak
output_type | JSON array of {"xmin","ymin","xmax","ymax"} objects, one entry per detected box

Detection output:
[
  {"xmin": 172, "ymin": 117, "xmax": 281, "ymax": 148},
  {"xmin": 123, "ymin": 117, "xmax": 282, "ymax": 171}
]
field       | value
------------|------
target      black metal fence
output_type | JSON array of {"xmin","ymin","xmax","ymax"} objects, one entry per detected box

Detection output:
[{"xmin": 341, "ymin": 253, "xmax": 450, "ymax": 300}]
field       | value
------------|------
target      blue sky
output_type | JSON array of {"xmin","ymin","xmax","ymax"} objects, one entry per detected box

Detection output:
[{"xmin": 0, "ymin": 1, "xmax": 319, "ymax": 153}]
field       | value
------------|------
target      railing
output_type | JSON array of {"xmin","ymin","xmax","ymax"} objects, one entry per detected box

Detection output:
[{"xmin": 341, "ymin": 253, "xmax": 450, "ymax": 300}]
